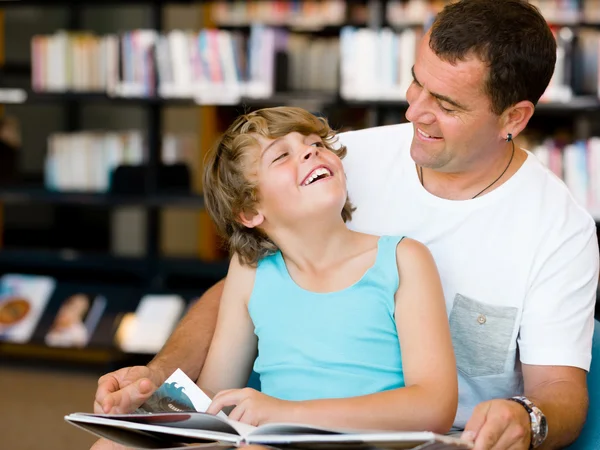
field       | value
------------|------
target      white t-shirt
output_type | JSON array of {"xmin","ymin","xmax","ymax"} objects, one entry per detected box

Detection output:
[{"xmin": 338, "ymin": 122, "xmax": 599, "ymax": 428}]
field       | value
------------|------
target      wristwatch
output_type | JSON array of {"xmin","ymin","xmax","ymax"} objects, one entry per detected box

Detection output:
[{"xmin": 507, "ymin": 396, "xmax": 548, "ymax": 448}]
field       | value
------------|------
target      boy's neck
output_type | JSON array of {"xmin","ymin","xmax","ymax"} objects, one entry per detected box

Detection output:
[{"xmin": 268, "ymin": 220, "xmax": 358, "ymax": 273}]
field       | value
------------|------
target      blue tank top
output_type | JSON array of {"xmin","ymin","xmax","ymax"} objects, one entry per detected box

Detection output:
[{"xmin": 248, "ymin": 235, "xmax": 406, "ymax": 401}]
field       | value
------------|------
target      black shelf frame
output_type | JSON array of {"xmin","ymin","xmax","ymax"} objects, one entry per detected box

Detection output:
[
  {"xmin": 0, "ymin": 248, "xmax": 228, "ymax": 284},
  {"xmin": 0, "ymin": 0, "xmax": 200, "ymax": 6},
  {"xmin": 0, "ymin": 0, "xmax": 599, "ymax": 290},
  {"xmin": 3, "ymin": 90, "xmax": 600, "ymax": 114},
  {"xmin": 0, "ymin": 0, "xmax": 231, "ymax": 292},
  {"xmin": 0, "ymin": 187, "xmax": 205, "ymax": 207}
]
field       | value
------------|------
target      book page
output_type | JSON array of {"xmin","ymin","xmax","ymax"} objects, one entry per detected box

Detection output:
[
  {"xmin": 247, "ymin": 430, "xmax": 473, "ymax": 448},
  {"xmin": 136, "ymin": 368, "xmax": 222, "ymax": 416},
  {"xmin": 135, "ymin": 368, "xmax": 257, "ymax": 437},
  {"xmin": 65, "ymin": 412, "xmax": 243, "ymax": 444}
]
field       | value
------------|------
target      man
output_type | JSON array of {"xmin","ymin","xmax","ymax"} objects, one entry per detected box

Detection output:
[{"xmin": 95, "ymin": 1, "xmax": 599, "ymax": 449}]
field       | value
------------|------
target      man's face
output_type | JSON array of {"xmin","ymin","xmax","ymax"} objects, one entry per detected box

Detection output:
[{"xmin": 405, "ymin": 33, "xmax": 504, "ymax": 173}]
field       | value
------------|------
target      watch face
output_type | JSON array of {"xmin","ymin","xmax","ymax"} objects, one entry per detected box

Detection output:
[{"xmin": 539, "ymin": 415, "xmax": 548, "ymax": 439}]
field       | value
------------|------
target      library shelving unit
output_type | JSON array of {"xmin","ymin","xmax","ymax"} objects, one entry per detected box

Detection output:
[
  {"xmin": 0, "ymin": 0, "xmax": 599, "ymax": 370},
  {"xmin": 0, "ymin": 0, "xmax": 232, "ymax": 370}
]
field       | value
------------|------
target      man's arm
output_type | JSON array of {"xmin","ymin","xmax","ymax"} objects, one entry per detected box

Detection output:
[
  {"xmin": 463, "ymin": 365, "xmax": 587, "ymax": 450},
  {"xmin": 94, "ymin": 279, "xmax": 225, "ymax": 414},
  {"xmin": 524, "ymin": 364, "xmax": 588, "ymax": 449},
  {"xmin": 463, "ymin": 214, "xmax": 599, "ymax": 450},
  {"xmin": 148, "ymin": 279, "xmax": 225, "ymax": 382}
]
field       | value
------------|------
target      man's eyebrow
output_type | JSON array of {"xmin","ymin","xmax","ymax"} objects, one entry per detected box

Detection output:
[{"xmin": 411, "ymin": 66, "xmax": 469, "ymax": 111}]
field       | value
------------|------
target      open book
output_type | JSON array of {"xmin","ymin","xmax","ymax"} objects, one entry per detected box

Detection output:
[{"xmin": 65, "ymin": 369, "xmax": 473, "ymax": 449}]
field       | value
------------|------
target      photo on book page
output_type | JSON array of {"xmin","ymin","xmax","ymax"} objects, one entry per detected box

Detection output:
[
  {"xmin": 135, "ymin": 368, "xmax": 225, "ymax": 417},
  {"xmin": 135, "ymin": 378, "xmax": 197, "ymax": 414}
]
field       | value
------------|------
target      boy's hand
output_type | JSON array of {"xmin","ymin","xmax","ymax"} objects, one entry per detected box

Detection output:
[{"xmin": 206, "ymin": 388, "xmax": 291, "ymax": 426}]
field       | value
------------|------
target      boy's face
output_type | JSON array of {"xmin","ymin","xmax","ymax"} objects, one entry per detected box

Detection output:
[{"xmin": 245, "ymin": 131, "xmax": 347, "ymax": 231}]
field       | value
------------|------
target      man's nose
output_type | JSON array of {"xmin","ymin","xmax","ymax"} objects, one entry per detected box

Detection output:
[{"xmin": 405, "ymin": 94, "xmax": 436, "ymax": 125}]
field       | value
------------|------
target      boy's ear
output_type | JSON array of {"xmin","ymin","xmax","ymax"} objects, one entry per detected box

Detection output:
[{"xmin": 239, "ymin": 210, "xmax": 264, "ymax": 229}]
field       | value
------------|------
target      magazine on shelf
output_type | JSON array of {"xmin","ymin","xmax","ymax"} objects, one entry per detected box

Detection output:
[
  {"xmin": 0, "ymin": 274, "xmax": 56, "ymax": 343},
  {"xmin": 114, "ymin": 294, "xmax": 186, "ymax": 354},
  {"xmin": 44, "ymin": 291, "xmax": 107, "ymax": 348},
  {"xmin": 65, "ymin": 369, "xmax": 473, "ymax": 449}
]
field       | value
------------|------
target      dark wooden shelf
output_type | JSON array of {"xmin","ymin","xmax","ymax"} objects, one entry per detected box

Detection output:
[
  {"xmin": 0, "ymin": 248, "xmax": 228, "ymax": 281},
  {"xmin": 0, "ymin": 62, "xmax": 30, "ymax": 76},
  {"xmin": 0, "ymin": 0, "xmax": 198, "ymax": 6},
  {"xmin": 344, "ymin": 97, "xmax": 600, "ymax": 114},
  {"xmin": 216, "ymin": 23, "xmax": 349, "ymax": 36},
  {"xmin": 0, "ymin": 248, "xmax": 148, "ymax": 275},
  {"xmin": 536, "ymin": 96, "xmax": 600, "ymax": 113},
  {"xmin": 0, "ymin": 89, "xmax": 340, "ymax": 108},
  {"xmin": 0, "ymin": 187, "xmax": 205, "ymax": 208},
  {"xmin": 3, "ymin": 89, "xmax": 599, "ymax": 114},
  {"xmin": 0, "ymin": 342, "xmax": 158, "ymax": 372}
]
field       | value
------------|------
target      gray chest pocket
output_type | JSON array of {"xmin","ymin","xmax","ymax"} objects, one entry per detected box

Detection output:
[{"xmin": 449, "ymin": 294, "xmax": 518, "ymax": 377}]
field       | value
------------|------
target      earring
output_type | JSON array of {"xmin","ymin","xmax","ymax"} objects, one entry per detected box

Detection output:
[{"xmin": 506, "ymin": 133, "xmax": 513, "ymax": 142}]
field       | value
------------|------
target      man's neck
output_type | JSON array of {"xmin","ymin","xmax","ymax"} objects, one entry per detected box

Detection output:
[{"xmin": 418, "ymin": 146, "xmax": 528, "ymax": 200}]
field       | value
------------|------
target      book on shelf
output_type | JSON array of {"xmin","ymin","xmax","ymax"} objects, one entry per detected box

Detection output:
[
  {"xmin": 530, "ymin": 135, "xmax": 600, "ymax": 220},
  {"xmin": 65, "ymin": 368, "xmax": 473, "ymax": 450},
  {"xmin": 44, "ymin": 291, "xmax": 107, "ymax": 348},
  {"xmin": 113, "ymin": 294, "xmax": 186, "ymax": 354},
  {"xmin": 45, "ymin": 130, "xmax": 197, "ymax": 193},
  {"xmin": 30, "ymin": 24, "xmax": 341, "ymax": 103},
  {"xmin": 0, "ymin": 273, "xmax": 56, "ymax": 344}
]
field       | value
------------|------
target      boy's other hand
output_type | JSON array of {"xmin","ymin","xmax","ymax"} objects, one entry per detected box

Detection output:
[
  {"xmin": 94, "ymin": 366, "xmax": 163, "ymax": 414},
  {"xmin": 206, "ymin": 388, "xmax": 289, "ymax": 426}
]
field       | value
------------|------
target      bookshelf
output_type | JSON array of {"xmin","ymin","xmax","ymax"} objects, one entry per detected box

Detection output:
[{"xmin": 0, "ymin": 0, "xmax": 599, "ymax": 369}]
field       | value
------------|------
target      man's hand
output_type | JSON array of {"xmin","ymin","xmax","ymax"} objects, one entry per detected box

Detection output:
[
  {"xmin": 462, "ymin": 399, "xmax": 531, "ymax": 450},
  {"xmin": 94, "ymin": 366, "xmax": 164, "ymax": 414},
  {"xmin": 206, "ymin": 388, "xmax": 291, "ymax": 426}
]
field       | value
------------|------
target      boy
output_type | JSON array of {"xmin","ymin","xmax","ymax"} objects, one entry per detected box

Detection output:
[{"xmin": 198, "ymin": 106, "xmax": 458, "ymax": 433}]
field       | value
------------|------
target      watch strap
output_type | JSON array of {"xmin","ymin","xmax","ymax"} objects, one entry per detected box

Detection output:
[{"xmin": 507, "ymin": 396, "xmax": 547, "ymax": 449}]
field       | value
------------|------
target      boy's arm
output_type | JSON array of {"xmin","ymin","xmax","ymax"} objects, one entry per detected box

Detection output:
[
  {"xmin": 208, "ymin": 239, "xmax": 458, "ymax": 433},
  {"xmin": 94, "ymin": 280, "xmax": 225, "ymax": 414},
  {"xmin": 198, "ymin": 254, "xmax": 258, "ymax": 395}
]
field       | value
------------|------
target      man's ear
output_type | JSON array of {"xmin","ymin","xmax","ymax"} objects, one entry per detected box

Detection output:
[
  {"xmin": 239, "ymin": 210, "xmax": 264, "ymax": 229},
  {"xmin": 501, "ymin": 100, "xmax": 535, "ymax": 140}
]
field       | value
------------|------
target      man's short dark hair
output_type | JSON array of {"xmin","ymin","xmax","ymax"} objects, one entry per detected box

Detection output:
[{"xmin": 430, "ymin": 0, "xmax": 557, "ymax": 115}]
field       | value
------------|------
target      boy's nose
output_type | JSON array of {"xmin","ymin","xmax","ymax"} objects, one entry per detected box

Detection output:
[{"xmin": 302, "ymin": 146, "xmax": 317, "ymax": 160}]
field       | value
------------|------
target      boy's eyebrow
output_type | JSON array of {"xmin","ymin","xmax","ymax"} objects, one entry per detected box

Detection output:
[
  {"xmin": 411, "ymin": 66, "xmax": 469, "ymax": 111},
  {"xmin": 260, "ymin": 137, "xmax": 282, "ymax": 159}
]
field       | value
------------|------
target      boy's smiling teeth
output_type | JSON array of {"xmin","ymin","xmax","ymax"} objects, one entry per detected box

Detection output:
[{"xmin": 303, "ymin": 167, "xmax": 332, "ymax": 186}]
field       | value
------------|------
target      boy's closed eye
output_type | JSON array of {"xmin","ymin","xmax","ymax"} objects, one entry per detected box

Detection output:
[
  {"xmin": 272, "ymin": 152, "xmax": 288, "ymax": 163},
  {"xmin": 271, "ymin": 140, "xmax": 324, "ymax": 164}
]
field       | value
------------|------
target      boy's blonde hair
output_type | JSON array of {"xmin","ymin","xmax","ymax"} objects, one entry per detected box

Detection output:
[{"xmin": 203, "ymin": 106, "xmax": 355, "ymax": 266}]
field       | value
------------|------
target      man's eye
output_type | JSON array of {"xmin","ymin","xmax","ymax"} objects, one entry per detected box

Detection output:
[{"xmin": 439, "ymin": 103, "xmax": 455, "ymax": 113}]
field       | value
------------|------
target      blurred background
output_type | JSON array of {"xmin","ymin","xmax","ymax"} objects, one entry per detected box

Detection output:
[{"xmin": 0, "ymin": 1, "xmax": 599, "ymax": 449}]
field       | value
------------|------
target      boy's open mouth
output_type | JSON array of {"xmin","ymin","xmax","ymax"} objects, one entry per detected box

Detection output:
[{"xmin": 301, "ymin": 166, "xmax": 333, "ymax": 186}]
